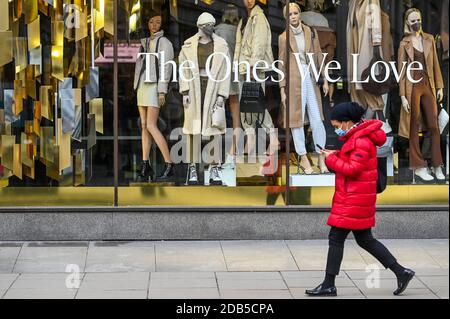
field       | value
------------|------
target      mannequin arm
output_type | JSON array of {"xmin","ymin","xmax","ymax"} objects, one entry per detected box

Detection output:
[
  {"xmin": 401, "ymin": 96, "xmax": 410, "ymax": 114},
  {"xmin": 432, "ymin": 38, "xmax": 445, "ymax": 102}
]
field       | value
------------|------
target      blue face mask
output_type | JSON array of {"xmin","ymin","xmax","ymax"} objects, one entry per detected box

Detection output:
[{"xmin": 335, "ymin": 124, "xmax": 348, "ymax": 137}]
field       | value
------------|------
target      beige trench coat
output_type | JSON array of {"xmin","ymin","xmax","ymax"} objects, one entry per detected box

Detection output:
[
  {"xmin": 278, "ymin": 24, "xmax": 324, "ymax": 129},
  {"xmin": 346, "ymin": 0, "xmax": 383, "ymax": 91},
  {"xmin": 234, "ymin": 4, "xmax": 274, "ymax": 74},
  {"xmin": 397, "ymin": 33, "xmax": 444, "ymax": 139},
  {"xmin": 178, "ymin": 33, "xmax": 231, "ymax": 136}
]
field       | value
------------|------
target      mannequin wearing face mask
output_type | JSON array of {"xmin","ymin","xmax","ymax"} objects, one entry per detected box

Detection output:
[
  {"xmin": 398, "ymin": 8, "xmax": 445, "ymax": 183},
  {"xmin": 279, "ymin": 3, "xmax": 330, "ymax": 174},
  {"xmin": 179, "ymin": 13, "xmax": 231, "ymax": 185}
]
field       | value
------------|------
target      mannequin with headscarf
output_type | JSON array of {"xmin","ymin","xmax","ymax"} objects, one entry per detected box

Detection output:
[
  {"xmin": 398, "ymin": 8, "xmax": 445, "ymax": 183},
  {"xmin": 179, "ymin": 13, "xmax": 231, "ymax": 185}
]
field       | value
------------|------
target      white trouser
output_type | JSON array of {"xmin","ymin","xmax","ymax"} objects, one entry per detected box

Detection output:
[{"xmin": 291, "ymin": 64, "xmax": 326, "ymax": 156}]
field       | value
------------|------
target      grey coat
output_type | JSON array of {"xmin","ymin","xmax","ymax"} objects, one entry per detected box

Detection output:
[{"xmin": 133, "ymin": 31, "xmax": 174, "ymax": 94}]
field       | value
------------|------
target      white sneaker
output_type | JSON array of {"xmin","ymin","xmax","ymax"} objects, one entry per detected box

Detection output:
[
  {"xmin": 187, "ymin": 164, "xmax": 198, "ymax": 185},
  {"xmin": 414, "ymin": 167, "xmax": 435, "ymax": 182},
  {"xmin": 209, "ymin": 165, "xmax": 222, "ymax": 185},
  {"xmin": 432, "ymin": 166, "xmax": 446, "ymax": 182},
  {"xmin": 222, "ymin": 154, "xmax": 236, "ymax": 169}
]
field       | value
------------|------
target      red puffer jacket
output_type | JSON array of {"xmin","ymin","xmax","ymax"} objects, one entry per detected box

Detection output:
[{"xmin": 325, "ymin": 120, "xmax": 387, "ymax": 230}]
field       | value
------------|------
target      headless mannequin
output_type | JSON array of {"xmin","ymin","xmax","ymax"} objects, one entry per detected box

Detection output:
[
  {"xmin": 280, "ymin": 4, "xmax": 330, "ymax": 174},
  {"xmin": 303, "ymin": 0, "xmax": 336, "ymax": 105},
  {"xmin": 182, "ymin": 21, "xmax": 225, "ymax": 185},
  {"xmin": 400, "ymin": 11, "xmax": 445, "ymax": 181}
]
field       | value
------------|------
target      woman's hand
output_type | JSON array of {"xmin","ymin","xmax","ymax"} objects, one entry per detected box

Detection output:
[
  {"xmin": 158, "ymin": 93, "xmax": 166, "ymax": 107},
  {"xmin": 320, "ymin": 149, "xmax": 336, "ymax": 158}
]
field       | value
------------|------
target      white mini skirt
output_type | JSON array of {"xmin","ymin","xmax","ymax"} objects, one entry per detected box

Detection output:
[{"xmin": 137, "ymin": 81, "xmax": 159, "ymax": 107}]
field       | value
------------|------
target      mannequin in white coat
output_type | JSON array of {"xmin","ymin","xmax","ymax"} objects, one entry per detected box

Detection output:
[{"xmin": 181, "ymin": 13, "xmax": 227, "ymax": 185}]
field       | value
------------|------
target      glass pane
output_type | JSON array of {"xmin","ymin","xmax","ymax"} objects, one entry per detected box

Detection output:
[
  {"xmin": 0, "ymin": 0, "xmax": 114, "ymax": 206},
  {"xmin": 117, "ymin": 0, "xmax": 287, "ymax": 206},
  {"xmin": 284, "ymin": 0, "xmax": 448, "ymax": 205}
]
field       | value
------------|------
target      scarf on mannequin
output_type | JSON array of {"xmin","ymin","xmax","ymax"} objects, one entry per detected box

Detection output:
[{"xmin": 290, "ymin": 24, "xmax": 303, "ymax": 36}]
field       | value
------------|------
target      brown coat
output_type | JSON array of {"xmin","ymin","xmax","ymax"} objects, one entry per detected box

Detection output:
[
  {"xmin": 398, "ymin": 32, "xmax": 444, "ymax": 139},
  {"xmin": 278, "ymin": 24, "xmax": 324, "ymax": 129}
]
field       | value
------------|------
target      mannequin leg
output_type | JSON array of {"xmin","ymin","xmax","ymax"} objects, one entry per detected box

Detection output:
[
  {"xmin": 409, "ymin": 86, "xmax": 428, "ymax": 169},
  {"xmin": 138, "ymin": 106, "xmax": 152, "ymax": 161},
  {"xmin": 304, "ymin": 76, "xmax": 328, "ymax": 174},
  {"xmin": 229, "ymin": 94, "xmax": 241, "ymax": 156},
  {"xmin": 421, "ymin": 89, "xmax": 443, "ymax": 168},
  {"xmin": 146, "ymin": 106, "xmax": 172, "ymax": 163}
]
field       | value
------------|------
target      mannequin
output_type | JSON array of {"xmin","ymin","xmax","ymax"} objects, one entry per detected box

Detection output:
[
  {"xmin": 133, "ymin": 11, "xmax": 174, "ymax": 182},
  {"xmin": 279, "ymin": 3, "xmax": 330, "ymax": 174},
  {"xmin": 301, "ymin": 0, "xmax": 337, "ymax": 106},
  {"xmin": 346, "ymin": 0, "xmax": 386, "ymax": 121},
  {"xmin": 235, "ymin": 0, "xmax": 280, "ymax": 160},
  {"xmin": 179, "ymin": 13, "xmax": 230, "ymax": 185},
  {"xmin": 215, "ymin": 4, "xmax": 241, "ymax": 168},
  {"xmin": 398, "ymin": 8, "xmax": 445, "ymax": 182}
]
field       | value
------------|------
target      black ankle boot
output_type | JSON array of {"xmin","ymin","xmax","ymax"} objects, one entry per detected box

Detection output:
[
  {"xmin": 393, "ymin": 269, "xmax": 415, "ymax": 296},
  {"xmin": 137, "ymin": 161, "xmax": 153, "ymax": 182},
  {"xmin": 157, "ymin": 163, "xmax": 174, "ymax": 180}
]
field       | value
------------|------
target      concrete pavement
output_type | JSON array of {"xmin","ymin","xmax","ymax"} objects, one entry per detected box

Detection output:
[{"xmin": 0, "ymin": 240, "xmax": 448, "ymax": 299}]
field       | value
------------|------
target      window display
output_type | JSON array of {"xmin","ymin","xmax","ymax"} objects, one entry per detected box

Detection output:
[{"xmin": 0, "ymin": 0, "xmax": 448, "ymax": 207}]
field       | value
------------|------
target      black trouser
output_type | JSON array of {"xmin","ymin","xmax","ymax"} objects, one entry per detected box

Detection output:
[{"xmin": 326, "ymin": 226, "xmax": 397, "ymax": 276}]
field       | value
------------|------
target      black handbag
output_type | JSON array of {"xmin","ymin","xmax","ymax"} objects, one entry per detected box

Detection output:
[
  {"xmin": 240, "ymin": 81, "xmax": 267, "ymax": 124},
  {"xmin": 240, "ymin": 81, "xmax": 266, "ymax": 113},
  {"xmin": 361, "ymin": 57, "xmax": 397, "ymax": 95},
  {"xmin": 376, "ymin": 157, "xmax": 387, "ymax": 194}
]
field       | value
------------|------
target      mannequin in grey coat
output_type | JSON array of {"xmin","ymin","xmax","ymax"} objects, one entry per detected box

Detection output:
[{"xmin": 133, "ymin": 12, "xmax": 175, "ymax": 182}]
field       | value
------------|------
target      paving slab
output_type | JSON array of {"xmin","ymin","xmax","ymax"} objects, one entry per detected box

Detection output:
[
  {"xmin": 76, "ymin": 290, "xmax": 147, "ymax": 299},
  {"xmin": 0, "ymin": 274, "xmax": 19, "ymax": 298},
  {"xmin": 3, "ymin": 289, "xmax": 77, "ymax": 299},
  {"xmin": 80, "ymin": 272, "xmax": 149, "ymax": 291},
  {"xmin": 85, "ymin": 244, "xmax": 155, "ymax": 272},
  {"xmin": 0, "ymin": 247, "xmax": 21, "ymax": 273},
  {"xmin": 221, "ymin": 241, "xmax": 298, "ymax": 271},
  {"xmin": 155, "ymin": 241, "xmax": 227, "ymax": 272},
  {"xmin": 13, "ymin": 245, "xmax": 87, "ymax": 273},
  {"xmin": 286, "ymin": 240, "xmax": 368, "ymax": 270}
]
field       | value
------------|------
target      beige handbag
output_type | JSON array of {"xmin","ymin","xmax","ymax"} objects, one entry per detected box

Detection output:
[{"xmin": 211, "ymin": 102, "xmax": 226, "ymax": 130}]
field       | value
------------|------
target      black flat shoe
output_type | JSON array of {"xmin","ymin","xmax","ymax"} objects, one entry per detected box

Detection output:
[
  {"xmin": 393, "ymin": 269, "xmax": 415, "ymax": 296},
  {"xmin": 305, "ymin": 284, "xmax": 337, "ymax": 297}
]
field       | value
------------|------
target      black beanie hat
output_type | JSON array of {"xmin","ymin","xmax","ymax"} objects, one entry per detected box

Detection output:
[{"xmin": 330, "ymin": 102, "xmax": 366, "ymax": 123}]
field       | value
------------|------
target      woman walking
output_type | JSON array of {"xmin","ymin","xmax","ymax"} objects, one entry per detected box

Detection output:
[{"xmin": 306, "ymin": 102, "xmax": 415, "ymax": 297}]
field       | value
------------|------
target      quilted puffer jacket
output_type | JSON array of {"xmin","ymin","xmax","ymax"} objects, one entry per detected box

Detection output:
[{"xmin": 325, "ymin": 120, "xmax": 387, "ymax": 230}]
